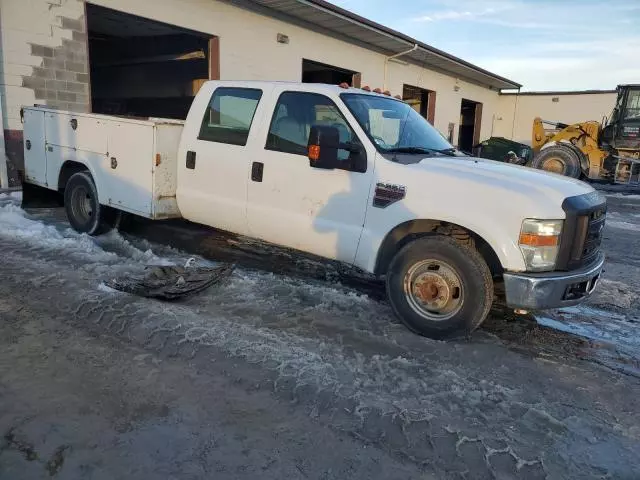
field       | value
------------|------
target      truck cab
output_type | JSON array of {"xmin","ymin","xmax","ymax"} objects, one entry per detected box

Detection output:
[{"xmin": 22, "ymin": 80, "xmax": 607, "ymax": 339}]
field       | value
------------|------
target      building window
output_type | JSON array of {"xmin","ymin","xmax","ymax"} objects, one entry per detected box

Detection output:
[
  {"xmin": 198, "ymin": 87, "xmax": 263, "ymax": 146},
  {"xmin": 266, "ymin": 91, "xmax": 360, "ymax": 164}
]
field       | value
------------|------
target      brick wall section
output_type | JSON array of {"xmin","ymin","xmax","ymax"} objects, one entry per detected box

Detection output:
[
  {"xmin": 0, "ymin": 0, "xmax": 88, "ymax": 186},
  {"xmin": 25, "ymin": 29, "xmax": 90, "ymax": 112}
]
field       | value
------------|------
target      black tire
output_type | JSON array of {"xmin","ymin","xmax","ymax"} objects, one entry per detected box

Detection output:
[
  {"xmin": 386, "ymin": 235, "xmax": 493, "ymax": 339},
  {"xmin": 64, "ymin": 171, "xmax": 115, "ymax": 235},
  {"xmin": 530, "ymin": 145, "xmax": 581, "ymax": 178}
]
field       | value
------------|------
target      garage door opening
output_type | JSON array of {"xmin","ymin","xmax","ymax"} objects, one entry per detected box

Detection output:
[
  {"xmin": 302, "ymin": 59, "xmax": 360, "ymax": 87},
  {"xmin": 458, "ymin": 98, "xmax": 482, "ymax": 154},
  {"xmin": 86, "ymin": 4, "xmax": 214, "ymax": 119},
  {"xmin": 402, "ymin": 84, "xmax": 436, "ymax": 124}
]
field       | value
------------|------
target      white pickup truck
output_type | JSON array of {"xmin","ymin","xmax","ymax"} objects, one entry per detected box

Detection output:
[{"xmin": 22, "ymin": 80, "xmax": 606, "ymax": 338}]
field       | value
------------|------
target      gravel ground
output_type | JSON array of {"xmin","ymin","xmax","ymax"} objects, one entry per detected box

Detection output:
[{"xmin": 0, "ymin": 191, "xmax": 639, "ymax": 479}]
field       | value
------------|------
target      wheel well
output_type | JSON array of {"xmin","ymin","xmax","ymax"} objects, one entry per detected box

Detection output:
[
  {"xmin": 374, "ymin": 220, "xmax": 503, "ymax": 277},
  {"xmin": 58, "ymin": 161, "xmax": 89, "ymax": 192}
]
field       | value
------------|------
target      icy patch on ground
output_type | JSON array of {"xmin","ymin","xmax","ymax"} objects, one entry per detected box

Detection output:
[
  {"xmin": 0, "ymin": 199, "xmax": 175, "ymax": 270},
  {"xmin": 606, "ymin": 220, "xmax": 640, "ymax": 231},
  {"xmin": 98, "ymin": 282, "xmax": 120, "ymax": 294},
  {"xmin": 589, "ymin": 279, "xmax": 635, "ymax": 309},
  {"xmin": 0, "ymin": 190, "xmax": 22, "ymax": 201},
  {"xmin": 605, "ymin": 193, "xmax": 640, "ymax": 200}
]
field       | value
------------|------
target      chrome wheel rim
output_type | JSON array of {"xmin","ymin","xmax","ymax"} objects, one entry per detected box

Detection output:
[
  {"xmin": 70, "ymin": 185, "xmax": 93, "ymax": 224},
  {"xmin": 403, "ymin": 259, "xmax": 464, "ymax": 321}
]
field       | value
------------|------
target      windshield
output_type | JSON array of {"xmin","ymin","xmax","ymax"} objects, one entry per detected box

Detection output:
[{"xmin": 340, "ymin": 93, "xmax": 455, "ymax": 154}]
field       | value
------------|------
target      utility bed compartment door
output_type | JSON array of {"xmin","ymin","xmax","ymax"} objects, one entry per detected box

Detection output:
[
  {"xmin": 23, "ymin": 109, "xmax": 47, "ymax": 186},
  {"xmin": 104, "ymin": 121, "xmax": 154, "ymax": 215},
  {"xmin": 44, "ymin": 111, "xmax": 107, "ymax": 154}
]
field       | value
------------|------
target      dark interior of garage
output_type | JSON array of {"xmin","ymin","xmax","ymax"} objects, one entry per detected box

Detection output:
[
  {"xmin": 458, "ymin": 98, "xmax": 482, "ymax": 153},
  {"xmin": 302, "ymin": 59, "xmax": 357, "ymax": 86},
  {"xmin": 402, "ymin": 84, "xmax": 429, "ymax": 119},
  {"xmin": 86, "ymin": 4, "xmax": 211, "ymax": 119}
]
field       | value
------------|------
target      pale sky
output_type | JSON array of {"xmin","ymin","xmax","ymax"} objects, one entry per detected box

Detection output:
[{"xmin": 328, "ymin": 0, "xmax": 640, "ymax": 91}]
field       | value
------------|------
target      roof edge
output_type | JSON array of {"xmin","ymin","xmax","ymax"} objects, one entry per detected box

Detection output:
[{"xmin": 501, "ymin": 89, "xmax": 617, "ymax": 96}]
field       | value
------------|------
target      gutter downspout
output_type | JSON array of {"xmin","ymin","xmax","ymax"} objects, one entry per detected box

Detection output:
[
  {"xmin": 511, "ymin": 87, "xmax": 521, "ymax": 140},
  {"xmin": 384, "ymin": 44, "xmax": 418, "ymax": 91}
]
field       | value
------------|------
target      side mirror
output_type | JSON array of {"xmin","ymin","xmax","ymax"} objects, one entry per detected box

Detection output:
[{"xmin": 308, "ymin": 125, "xmax": 339, "ymax": 169}]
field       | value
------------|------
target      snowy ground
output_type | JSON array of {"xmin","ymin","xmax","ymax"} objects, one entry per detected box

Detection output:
[{"xmin": 1, "ymin": 191, "xmax": 639, "ymax": 479}]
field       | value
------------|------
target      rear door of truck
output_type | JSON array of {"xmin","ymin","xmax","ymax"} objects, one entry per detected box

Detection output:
[{"xmin": 176, "ymin": 83, "xmax": 273, "ymax": 235}]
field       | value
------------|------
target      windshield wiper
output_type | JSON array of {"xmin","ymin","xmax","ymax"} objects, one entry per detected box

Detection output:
[
  {"xmin": 386, "ymin": 146, "xmax": 457, "ymax": 156},
  {"xmin": 387, "ymin": 147, "xmax": 435, "ymax": 154},
  {"xmin": 434, "ymin": 147, "xmax": 458, "ymax": 156}
]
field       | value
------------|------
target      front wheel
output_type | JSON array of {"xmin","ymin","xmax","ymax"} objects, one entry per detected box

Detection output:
[
  {"xmin": 386, "ymin": 235, "xmax": 493, "ymax": 339},
  {"xmin": 64, "ymin": 171, "xmax": 116, "ymax": 235}
]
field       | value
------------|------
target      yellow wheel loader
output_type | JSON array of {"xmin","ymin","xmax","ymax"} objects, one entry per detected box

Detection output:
[{"xmin": 530, "ymin": 84, "xmax": 640, "ymax": 184}]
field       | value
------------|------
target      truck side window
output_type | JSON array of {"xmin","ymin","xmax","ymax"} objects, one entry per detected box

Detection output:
[
  {"xmin": 266, "ymin": 91, "xmax": 362, "ymax": 165},
  {"xmin": 198, "ymin": 88, "xmax": 263, "ymax": 146}
]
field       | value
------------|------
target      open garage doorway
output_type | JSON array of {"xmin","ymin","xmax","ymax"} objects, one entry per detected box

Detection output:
[
  {"xmin": 458, "ymin": 99, "xmax": 482, "ymax": 154},
  {"xmin": 86, "ymin": 4, "xmax": 215, "ymax": 119},
  {"xmin": 402, "ymin": 84, "xmax": 436, "ymax": 125},
  {"xmin": 302, "ymin": 59, "xmax": 360, "ymax": 87}
]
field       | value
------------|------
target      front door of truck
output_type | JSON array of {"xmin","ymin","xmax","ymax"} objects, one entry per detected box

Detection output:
[
  {"xmin": 177, "ymin": 85, "xmax": 267, "ymax": 235},
  {"xmin": 246, "ymin": 89, "xmax": 373, "ymax": 263}
]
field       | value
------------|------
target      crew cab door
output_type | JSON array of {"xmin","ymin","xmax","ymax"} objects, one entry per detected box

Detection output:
[
  {"xmin": 177, "ymin": 85, "xmax": 267, "ymax": 235},
  {"xmin": 246, "ymin": 89, "xmax": 373, "ymax": 263}
]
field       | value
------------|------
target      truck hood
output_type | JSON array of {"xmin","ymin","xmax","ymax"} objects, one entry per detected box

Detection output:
[{"xmin": 414, "ymin": 155, "xmax": 593, "ymax": 202}]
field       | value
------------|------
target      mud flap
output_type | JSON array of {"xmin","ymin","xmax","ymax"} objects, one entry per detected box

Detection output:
[{"xmin": 21, "ymin": 182, "xmax": 63, "ymax": 209}]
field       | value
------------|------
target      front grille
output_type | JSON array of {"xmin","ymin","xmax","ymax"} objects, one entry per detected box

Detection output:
[
  {"xmin": 582, "ymin": 210, "xmax": 605, "ymax": 262},
  {"xmin": 569, "ymin": 209, "xmax": 605, "ymax": 267},
  {"xmin": 557, "ymin": 191, "xmax": 607, "ymax": 271}
]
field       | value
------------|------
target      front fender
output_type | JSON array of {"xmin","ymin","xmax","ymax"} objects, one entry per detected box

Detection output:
[{"xmin": 354, "ymin": 204, "xmax": 527, "ymax": 274}]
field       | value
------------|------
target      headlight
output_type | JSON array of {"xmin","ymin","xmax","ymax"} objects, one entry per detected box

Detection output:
[{"xmin": 518, "ymin": 219, "xmax": 563, "ymax": 271}]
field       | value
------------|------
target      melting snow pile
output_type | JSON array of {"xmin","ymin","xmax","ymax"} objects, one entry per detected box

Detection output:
[{"xmin": 0, "ymin": 194, "xmax": 174, "ymax": 269}]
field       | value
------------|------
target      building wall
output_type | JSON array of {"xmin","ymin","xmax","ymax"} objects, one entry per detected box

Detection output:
[
  {"xmin": 493, "ymin": 92, "xmax": 617, "ymax": 145},
  {"xmin": 88, "ymin": 0, "xmax": 501, "ymax": 142},
  {"xmin": 0, "ymin": 0, "xmax": 90, "ymax": 186},
  {"xmin": 1, "ymin": 0, "xmax": 503, "ymax": 185}
]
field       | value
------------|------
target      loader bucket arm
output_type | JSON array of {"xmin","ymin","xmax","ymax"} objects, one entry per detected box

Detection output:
[{"xmin": 532, "ymin": 117, "xmax": 547, "ymax": 152}]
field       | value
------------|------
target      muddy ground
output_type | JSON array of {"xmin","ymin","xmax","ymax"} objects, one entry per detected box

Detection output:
[{"xmin": 0, "ymin": 191, "xmax": 639, "ymax": 479}]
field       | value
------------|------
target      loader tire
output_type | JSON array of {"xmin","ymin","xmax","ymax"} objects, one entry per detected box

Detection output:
[
  {"xmin": 386, "ymin": 235, "xmax": 493, "ymax": 339},
  {"xmin": 64, "ymin": 171, "xmax": 116, "ymax": 235},
  {"xmin": 531, "ymin": 145, "xmax": 581, "ymax": 178}
]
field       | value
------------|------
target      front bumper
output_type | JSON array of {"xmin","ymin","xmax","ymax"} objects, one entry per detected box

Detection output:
[{"xmin": 503, "ymin": 253, "xmax": 605, "ymax": 310}]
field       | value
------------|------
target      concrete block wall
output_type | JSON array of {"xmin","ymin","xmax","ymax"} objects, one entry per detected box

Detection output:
[{"xmin": 0, "ymin": 0, "xmax": 89, "ymax": 186}]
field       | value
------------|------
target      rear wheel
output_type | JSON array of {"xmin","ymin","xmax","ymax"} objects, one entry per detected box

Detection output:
[
  {"xmin": 531, "ymin": 145, "xmax": 582, "ymax": 178},
  {"xmin": 386, "ymin": 235, "xmax": 493, "ymax": 339},
  {"xmin": 64, "ymin": 171, "xmax": 116, "ymax": 235}
]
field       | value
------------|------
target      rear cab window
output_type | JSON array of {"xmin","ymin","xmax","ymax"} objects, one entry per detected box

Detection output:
[{"xmin": 198, "ymin": 87, "xmax": 263, "ymax": 146}]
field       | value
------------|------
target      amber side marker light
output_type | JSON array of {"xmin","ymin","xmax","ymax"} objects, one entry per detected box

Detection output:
[
  {"xmin": 308, "ymin": 145, "xmax": 321, "ymax": 161},
  {"xmin": 518, "ymin": 233, "xmax": 559, "ymax": 247}
]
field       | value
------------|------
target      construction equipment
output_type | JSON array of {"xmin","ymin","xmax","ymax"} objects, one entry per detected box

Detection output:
[{"xmin": 530, "ymin": 84, "xmax": 640, "ymax": 184}]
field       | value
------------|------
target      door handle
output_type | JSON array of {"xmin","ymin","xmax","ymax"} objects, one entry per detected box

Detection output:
[
  {"xmin": 186, "ymin": 150, "xmax": 196, "ymax": 169},
  {"xmin": 251, "ymin": 162, "xmax": 264, "ymax": 182}
]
